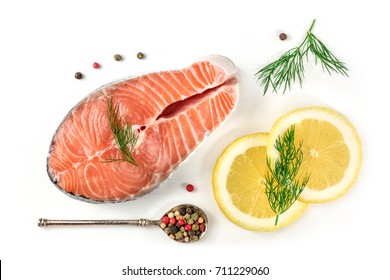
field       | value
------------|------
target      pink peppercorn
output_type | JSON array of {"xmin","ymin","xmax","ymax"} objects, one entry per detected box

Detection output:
[
  {"xmin": 186, "ymin": 184, "xmax": 194, "ymax": 192},
  {"xmin": 92, "ymin": 62, "xmax": 100, "ymax": 69},
  {"xmin": 169, "ymin": 218, "xmax": 176, "ymax": 225},
  {"xmin": 161, "ymin": 216, "xmax": 169, "ymax": 224},
  {"xmin": 185, "ymin": 224, "xmax": 192, "ymax": 231}
]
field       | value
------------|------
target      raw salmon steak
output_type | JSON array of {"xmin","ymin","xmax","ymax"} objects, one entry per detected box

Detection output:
[{"xmin": 47, "ymin": 55, "xmax": 239, "ymax": 202}]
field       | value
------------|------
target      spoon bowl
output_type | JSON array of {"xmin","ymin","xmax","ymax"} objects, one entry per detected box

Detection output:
[{"xmin": 160, "ymin": 204, "xmax": 208, "ymax": 243}]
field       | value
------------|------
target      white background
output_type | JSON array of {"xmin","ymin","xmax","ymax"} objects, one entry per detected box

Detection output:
[{"xmin": 1, "ymin": 0, "xmax": 389, "ymax": 279}]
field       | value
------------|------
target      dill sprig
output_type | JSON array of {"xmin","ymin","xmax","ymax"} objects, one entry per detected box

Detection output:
[
  {"xmin": 255, "ymin": 19, "xmax": 348, "ymax": 95},
  {"xmin": 105, "ymin": 98, "xmax": 138, "ymax": 166},
  {"xmin": 265, "ymin": 126, "xmax": 310, "ymax": 225}
]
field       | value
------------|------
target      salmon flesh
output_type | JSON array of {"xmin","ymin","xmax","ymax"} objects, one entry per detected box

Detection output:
[{"xmin": 47, "ymin": 55, "xmax": 239, "ymax": 202}]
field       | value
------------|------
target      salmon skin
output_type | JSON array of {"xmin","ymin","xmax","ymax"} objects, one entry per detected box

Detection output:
[{"xmin": 47, "ymin": 55, "xmax": 239, "ymax": 203}]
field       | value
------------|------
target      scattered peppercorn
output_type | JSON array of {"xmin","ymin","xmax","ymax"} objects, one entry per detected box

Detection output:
[
  {"xmin": 279, "ymin": 33, "xmax": 287, "ymax": 41},
  {"xmin": 114, "ymin": 54, "xmax": 122, "ymax": 61},
  {"xmin": 74, "ymin": 72, "xmax": 83, "ymax": 79},
  {"xmin": 92, "ymin": 62, "xmax": 100, "ymax": 69},
  {"xmin": 137, "ymin": 52, "xmax": 144, "ymax": 59},
  {"xmin": 186, "ymin": 184, "xmax": 195, "ymax": 192}
]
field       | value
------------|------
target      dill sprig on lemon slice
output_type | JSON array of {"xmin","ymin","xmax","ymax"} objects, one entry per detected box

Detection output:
[{"xmin": 212, "ymin": 133, "xmax": 307, "ymax": 231}]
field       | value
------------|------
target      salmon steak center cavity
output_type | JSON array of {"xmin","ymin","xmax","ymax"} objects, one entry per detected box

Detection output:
[{"xmin": 47, "ymin": 55, "xmax": 239, "ymax": 202}]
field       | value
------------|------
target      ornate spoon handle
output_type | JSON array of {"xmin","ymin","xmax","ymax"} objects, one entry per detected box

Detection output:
[{"xmin": 38, "ymin": 218, "xmax": 160, "ymax": 227}]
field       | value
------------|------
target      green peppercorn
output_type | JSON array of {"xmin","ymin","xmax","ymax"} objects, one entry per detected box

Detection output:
[
  {"xmin": 190, "ymin": 235, "xmax": 199, "ymax": 242},
  {"xmin": 137, "ymin": 52, "xmax": 144, "ymax": 59},
  {"xmin": 74, "ymin": 72, "xmax": 83, "ymax": 79},
  {"xmin": 198, "ymin": 217, "xmax": 204, "ymax": 224},
  {"xmin": 187, "ymin": 219, "xmax": 194, "ymax": 225},
  {"xmin": 184, "ymin": 236, "xmax": 190, "ymax": 243},
  {"xmin": 191, "ymin": 213, "xmax": 199, "ymax": 221},
  {"xmin": 175, "ymin": 232, "xmax": 183, "ymax": 239},
  {"xmin": 183, "ymin": 232, "xmax": 188, "ymax": 237},
  {"xmin": 164, "ymin": 227, "xmax": 170, "ymax": 234},
  {"xmin": 180, "ymin": 226, "xmax": 185, "ymax": 232},
  {"xmin": 192, "ymin": 224, "xmax": 199, "ymax": 231},
  {"xmin": 168, "ymin": 212, "xmax": 174, "ymax": 218},
  {"xmin": 169, "ymin": 233, "xmax": 175, "ymax": 239},
  {"xmin": 174, "ymin": 210, "xmax": 180, "ymax": 217},
  {"xmin": 114, "ymin": 54, "xmax": 122, "ymax": 61},
  {"xmin": 184, "ymin": 213, "xmax": 191, "ymax": 220}
]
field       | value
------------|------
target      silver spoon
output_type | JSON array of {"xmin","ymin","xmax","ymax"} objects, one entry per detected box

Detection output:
[{"xmin": 38, "ymin": 204, "xmax": 207, "ymax": 243}]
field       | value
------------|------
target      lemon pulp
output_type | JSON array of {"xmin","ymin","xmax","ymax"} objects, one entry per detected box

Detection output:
[{"xmin": 213, "ymin": 133, "xmax": 307, "ymax": 231}]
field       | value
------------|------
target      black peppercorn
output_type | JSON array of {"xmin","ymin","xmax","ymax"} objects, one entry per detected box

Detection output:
[
  {"xmin": 179, "ymin": 208, "xmax": 186, "ymax": 216},
  {"xmin": 169, "ymin": 226, "xmax": 178, "ymax": 234},
  {"xmin": 186, "ymin": 207, "xmax": 193, "ymax": 214},
  {"xmin": 279, "ymin": 33, "xmax": 287, "ymax": 41},
  {"xmin": 74, "ymin": 72, "xmax": 83, "ymax": 79}
]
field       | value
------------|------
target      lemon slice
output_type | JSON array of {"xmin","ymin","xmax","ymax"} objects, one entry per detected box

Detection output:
[
  {"xmin": 267, "ymin": 106, "xmax": 362, "ymax": 203},
  {"xmin": 212, "ymin": 133, "xmax": 307, "ymax": 231}
]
